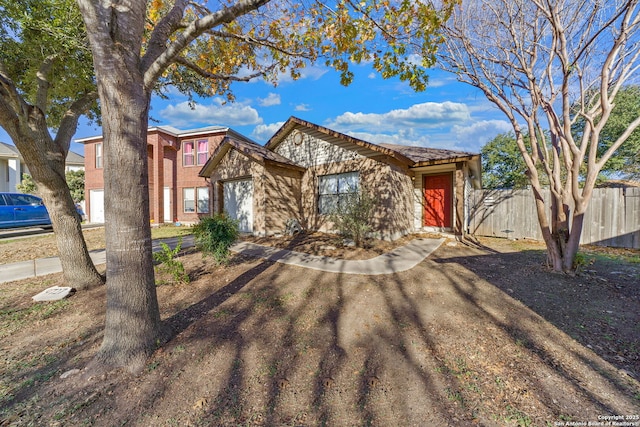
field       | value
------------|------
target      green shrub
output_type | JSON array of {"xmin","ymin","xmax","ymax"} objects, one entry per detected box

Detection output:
[
  {"xmin": 192, "ymin": 214, "xmax": 240, "ymax": 265},
  {"xmin": 329, "ymin": 190, "xmax": 376, "ymax": 248},
  {"xmin": 153, "ymin": 237, "xmax": 189, "ymax": 285}
]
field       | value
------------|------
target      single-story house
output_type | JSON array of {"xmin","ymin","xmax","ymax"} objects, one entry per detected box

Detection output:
[{"xmin": 199, "ymin": 116, "xmax": 482, "ymax": 239}]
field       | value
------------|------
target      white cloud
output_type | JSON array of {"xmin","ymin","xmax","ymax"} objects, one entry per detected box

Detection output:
[
  {"xmin": 258, "ymin": 93, "xmax": 281, "ymax": 107},
  {"xmin": 329, "ymin": 101, "xmax": 470, "ymax": 131},
  {"xmin": 294, "ymin": 103, "xmax": 311, "ymax": 112},
  {"xmin": 322, "ymin": 101, "xmax": 511, "ymax": 152},
  {"xmin": 159, "ymin": 99, "xmax": 262, "ymax": 128},
  {"xmin": 251, "ymin": 121, "xmax": 285, "ymax": 142},
  {"xmin": 452, "ymin": 119, "xmax": 513, "ymax": 146}
]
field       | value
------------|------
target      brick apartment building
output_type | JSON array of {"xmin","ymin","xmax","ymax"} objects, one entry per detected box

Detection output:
[{"xmin": 78, "ymin": 125, "xmax": 256, "ymax": 224}]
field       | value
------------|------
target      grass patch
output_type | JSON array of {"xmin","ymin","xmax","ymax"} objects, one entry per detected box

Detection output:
[
  {"xmin": 150, "ymin": 225, "xmax": 193, "ymax": 240},
  {"xmin": 0, "ymin": 299, "xmax": 70, "ymax": 339}
]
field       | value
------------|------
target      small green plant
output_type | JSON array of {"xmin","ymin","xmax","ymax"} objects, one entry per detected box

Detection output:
[
  {"xmin": 192, "ymin": 214, "xmax": 240, "ymax": 265},
  {"xmin": 328, "ymin": 189, "xmax": 376, "ymax": 248},
  {"xmin": 572, "ymin": 251, "xmax": 593, "ymax": 271},
  {"xmin": 504, "ymin": 405, "xmax": 532, "ymax": 427},
  {"xmin": 153, "ymin": 237, "xmax": 189, "ymax": 285}
]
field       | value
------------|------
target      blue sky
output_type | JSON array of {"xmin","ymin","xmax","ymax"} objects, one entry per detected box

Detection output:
[{"xmin": 1, "ymin": 63, "xmax": 513, "ymax": 157}]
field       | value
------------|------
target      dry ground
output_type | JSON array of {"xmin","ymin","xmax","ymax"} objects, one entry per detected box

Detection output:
[{"xmin": 0, "ymin": 233, "xmax": 639, "ymax": 426}]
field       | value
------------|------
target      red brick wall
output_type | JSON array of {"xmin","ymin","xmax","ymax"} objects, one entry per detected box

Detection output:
[
  {"xmin": 83, "ymin": 140, "xmax": 104, "ymax": 221},
  {"xmin": 83, "ymin": 130, "xmax": 228, "ymax": 224},
  {"xmin": 175, "ymin": 134, "xmax": 225, "ymax": 223}
]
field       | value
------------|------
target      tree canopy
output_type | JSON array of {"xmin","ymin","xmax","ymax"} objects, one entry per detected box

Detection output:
[
  {"xmin": 0, "ymin": 0, "xmax": 97, "ymax": 128},
  {"xmin": 481, "ymin": 133, "xmax": 530, "ymax": 189},
  {"xmin": 0, "ymin": 0, "xmax": 103, "ymax": 288},
  {"xmin": 573, "ymin": 85, "xmax": 640, "ymax": 180}
]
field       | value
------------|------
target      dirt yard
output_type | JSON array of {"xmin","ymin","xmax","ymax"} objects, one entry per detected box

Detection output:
[{"xmin": 0, "ymin": 233, "xmax": 639, "ymax": 426}]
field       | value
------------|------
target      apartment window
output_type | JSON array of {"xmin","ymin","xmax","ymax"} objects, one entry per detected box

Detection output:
[
  {"xmin": 95, "ymin": 143, "xmax": 103, "ymax": 169},
  {"xmin": 183, "ymin": 141, "xmax": 195, "ymax": 166},
  {"xmin": 183, "ymin": 187, "xmax": 210, "ymax": 213},
  {"xmin": 318, "ymin": 171, "xmax": 359, "ymax": 215},
  {"xmin": 197, "ymin": 139, "xmax": 208, "ymax": 165}
]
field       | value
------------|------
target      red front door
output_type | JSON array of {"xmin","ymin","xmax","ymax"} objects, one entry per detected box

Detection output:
[{"xmin": 423, "ymin": 173, "xmax": 452, "ymax": 228}]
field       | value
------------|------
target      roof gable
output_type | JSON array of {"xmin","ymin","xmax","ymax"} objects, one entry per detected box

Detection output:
[
  {"xmin": 266, "ymin": 116, "xmax": 481, "ymax": 167},
  {"xmin": 199, "ymin": 137, "xmax": 305, "ymax": 177},
  {"xmin": 265, "ymin": 116, "xmax": 414, "ymax": 166},
  {"xmin": 0, "ymin": 141, "xmax": 20, "ymax": 157}
]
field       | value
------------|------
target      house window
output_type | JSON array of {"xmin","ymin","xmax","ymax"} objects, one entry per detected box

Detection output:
[
  {"xmin": 197, "ymin": 139, "xmax": 208, "ymax": 165},
  {"xmin": 197, "ymin": 187, "xmax": 210, "ymax": 213},
  {"xmin": 95, "ymin": 143, "xmax": 103, "ymax": 169},
  {"xmin": 182, "ymin": 139, "xmax": 208, "ymax": 166},
  {"xmin": 183, "ymin": 187, "xmax": 210, "ymax": 213},
  {"xmin": 318, "ymin": 171, "xmax": 359, "ymax": 214},
  {"xmin": 183, "ymin": 141, "xmax": 195, "ymax": 166}
]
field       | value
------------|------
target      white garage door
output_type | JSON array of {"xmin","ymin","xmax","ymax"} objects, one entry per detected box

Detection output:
[
  {"xmin": 223, "ymin": 179, "xmax": 253, "ymax": 233},
  {"xmin": 89, "ymin": 189, "xmax": 105, "ymax": 224}
]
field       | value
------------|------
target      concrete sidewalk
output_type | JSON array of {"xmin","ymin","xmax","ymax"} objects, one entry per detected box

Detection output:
[
  {"xmin": 0, "ymin": 236, "xmax": 195, "ymax": 284},
  {"xmin": 231, "ymin": 237, "xmax": 444, "ymax": 275},
  {"xmin": 0, "ymin": 236, "xmax": 444, "ymax": 283}
]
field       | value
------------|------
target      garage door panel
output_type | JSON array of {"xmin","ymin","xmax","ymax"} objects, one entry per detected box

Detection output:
[{"xmin": 223, "ymin": 179, "xmax": 253, "ymax": 233}]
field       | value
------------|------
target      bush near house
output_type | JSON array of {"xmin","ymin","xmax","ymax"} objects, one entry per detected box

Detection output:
[
  {"xmin": 192, "ymin": 214, "xmax": 240, "ymax": 265},
  {"xmin": 329, "ymin": 190, "xmax": 376, "ymax": 248}
]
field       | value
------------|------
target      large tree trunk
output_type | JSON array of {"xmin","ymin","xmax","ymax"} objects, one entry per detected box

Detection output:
[
  {"xmin": 25, "ymin": 155, "xmax": 104, "ymax": 290},
  {"xmin": 82, "ymin": 3, "xmax": 163, "ymax": 369},
  {"xmin": 92, "ymin": 93, "xmax": 162, "ymax": 372}
]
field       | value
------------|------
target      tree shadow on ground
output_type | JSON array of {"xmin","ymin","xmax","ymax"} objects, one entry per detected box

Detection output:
[
  {"xmin": 2, "ymin": 241, "xmax": 639, "ymax": 426},
  {"xmin": 430, "ymin": 245, "xmax": 640, "ymax": 387}
]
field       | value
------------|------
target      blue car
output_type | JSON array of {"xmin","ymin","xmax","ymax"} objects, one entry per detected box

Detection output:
[{"xmin": 0, "ymin": 192, "xmax": 82, "ymax": 230}]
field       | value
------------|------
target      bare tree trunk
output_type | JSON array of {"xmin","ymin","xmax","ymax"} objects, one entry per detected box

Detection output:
[
  {"xmin": 438, "ymin": 0, "xmax": 640, "ymax": 274},
  {"xmin": 10, "ymin": 130, "xmax": 104, "ymax": 290},
  {"xmin": 78, "ymin": 0, "xmax": 164, "ymax": 368},
  {"xmin": 26, "ymin": 157, "xmax": 104, "ymax": 289}
]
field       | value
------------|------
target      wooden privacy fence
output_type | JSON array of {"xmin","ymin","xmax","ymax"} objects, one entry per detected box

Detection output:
[{"xmin": 468, "ymin": 187, "xmax": 640, "ymax": 249}]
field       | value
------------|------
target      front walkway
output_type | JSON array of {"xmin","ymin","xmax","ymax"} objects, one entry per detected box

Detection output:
[
  {"xmin": 231, "ymin": 238, "xmax": 444, "ymax": 275},
  {"xmin": 0, "ymin": 237, "xmax": 445, "ymax": 283}
]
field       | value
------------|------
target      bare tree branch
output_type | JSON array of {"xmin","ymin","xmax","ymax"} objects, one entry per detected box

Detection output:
[{"xmin": 174, "ymin": 56, "xmax": 276, "ymax": 82}]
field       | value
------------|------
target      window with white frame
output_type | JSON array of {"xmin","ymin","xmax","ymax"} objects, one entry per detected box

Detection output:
[
  {"xmin": 183, "ymin": 188, "xmax": 195, "ymax": 212},
  {"xmin": 182, "ymin": 139, "xmax": 208, "ymax": 166},
  {"xmin": 183, "ymin": 187, "xmax": 210, "ymax": 213},
  {"xmin": 197, "ymin": 139, "xmax": 208, "ymax": 165},
  {"xmin": 183, "ymin": 141, "xmax": 195, "ymax": 166},
  {"xmin": 317, "ymin": 171, "xmax": 359, "ymax": 215},
  {"xmin": 197, "ymin": 187, "xmax": 210, "ymax": 213},
  {"xmin": 95, "ymin": 143, "xmax": 103, "ymax": 168}
]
